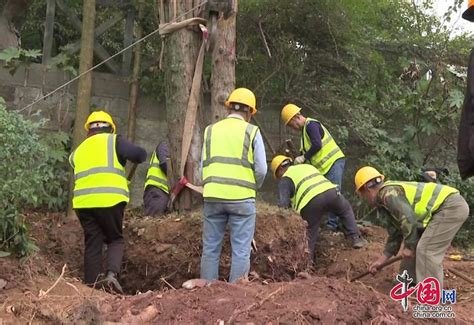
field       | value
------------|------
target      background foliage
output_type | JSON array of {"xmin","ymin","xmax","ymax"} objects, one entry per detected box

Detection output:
[
  {"xmin": 0, "ymin": 97, "xmax": 69, "ymax": 257},
  {"xmin": 235, "ymin": 0, "xmax": 472, "ymax": 245},
  {"xmin": 5, "ymin": 0, "xmax": 473, "ymax": 251}
]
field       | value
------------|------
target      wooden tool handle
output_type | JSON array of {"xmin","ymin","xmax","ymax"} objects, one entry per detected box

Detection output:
[
  {"xmin": 350, "ymin": 255, "xmax": 403, "ymax": 282},
  {"xmin": 127, "ymin": 163, "xmax": 138, "ymax": 181}
]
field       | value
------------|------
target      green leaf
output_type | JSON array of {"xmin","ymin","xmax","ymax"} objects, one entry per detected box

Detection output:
[
  {"xmin": 448, "ymin": 89, "xmax": 464, "ymax": 110},
  {"xmin": 0, "ymin": 47, "xmax": 21, "ymax": 62},
  {"xmin": 0, "ymin": 251, "xmax": 11, "ymax": 257}
]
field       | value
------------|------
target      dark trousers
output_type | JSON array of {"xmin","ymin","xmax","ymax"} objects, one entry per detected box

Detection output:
[
  {"xmin": 76, "ymin": 202, "xmax": 126, "ymax": 285},
  {"xmin": 300, "ymin": 189, "xmax": 360, "ymax": 261},
  {"xmin": 143, "ymin": 185, "xmax": 169, "ymax": 216}
]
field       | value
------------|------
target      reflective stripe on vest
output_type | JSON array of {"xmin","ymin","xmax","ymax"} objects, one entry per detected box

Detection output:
[
  {"xmin": 71, "ymin": 133, "xmax": 129, "ymax": 208},
  {"xmin": 283, "ymin": 164, "xmax": 337, "ymax": 213},
  {"xmin": 144, "ymin": 151, "xmax": 169, "ymax": 193},
  {"xmin": 384, "ymin": 181, "xmax": 459, "ymax": 227},
  {"xmin": 202, "ymin": 117, "xmax": 258, "ymax": 200},
  {"xmin": 300, "ymin": 118, "xmax": 344, "ymax": 175}
]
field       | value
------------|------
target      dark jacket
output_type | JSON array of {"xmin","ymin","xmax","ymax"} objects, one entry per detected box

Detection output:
[{"xmin": 457, "ymin": 49, "xmax": 474, "ymax": 180}]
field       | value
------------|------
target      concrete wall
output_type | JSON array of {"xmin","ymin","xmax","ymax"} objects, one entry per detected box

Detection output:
[
  {"xmin": 0, "ymin": 63, "xmax": 167, "ymax": 207},
  {"xmin": 0, "ymin": 63, "xmax": 290, "ymax": 207}
]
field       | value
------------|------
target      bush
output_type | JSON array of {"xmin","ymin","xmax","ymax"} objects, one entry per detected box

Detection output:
[{"xmin": 0, "ymin": 97, "xmax": 69, "ymax": 257}]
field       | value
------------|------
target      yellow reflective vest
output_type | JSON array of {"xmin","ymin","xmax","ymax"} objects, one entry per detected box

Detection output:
[
  {"xmin": 300, "ymin": 118, "xmax": 345, "ymax": 175},
  {"xmin": 144, "ymin": 151, "xmax": 169, "ymax": 193},
  {"xmin": 384, "ymin": 181, "xmax": 459, "ymax": 227},
  {"xmin": 202, "ymin": 117, "xmax": 258, "ymax": 200},
  {"xmin": 283, "ymin": 164, "xmax": 337, "ymax": 213},
  {"xmin": 69, "ymin": 133, "xmax": 129, "ymax": 208}
]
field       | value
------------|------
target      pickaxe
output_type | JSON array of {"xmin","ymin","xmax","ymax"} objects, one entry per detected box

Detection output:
[{"xmin": 167, "ymin": 176, "xmax": 203, "ymax": 210}]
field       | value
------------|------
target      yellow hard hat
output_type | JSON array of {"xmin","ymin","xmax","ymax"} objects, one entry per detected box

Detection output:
[
  {"xmin": 354, "ymin": 166, "xmax": 385, "ymax": 192},
  {"xmin": 271, "ymin": 155, "xmax": 292, "ymax": 178},
  {"xmin": 281, "ymin": 103, "xmax": 301, "ymax": 125},
  {"xmin": 84, "ymin": 110, "xmax": 116, "ymax": 134},
  {"xmin": 225, "ymin": 88, "xmax": 257, "ymax": 115},
  {"xmin": 463, "ymin": 0, "xmax": 474, "ymax": 21}
]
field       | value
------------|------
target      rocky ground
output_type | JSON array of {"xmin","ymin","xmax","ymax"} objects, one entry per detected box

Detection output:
[{"xmin": 0, "ymin": 203, "xmax": 472, "ymax": 324}]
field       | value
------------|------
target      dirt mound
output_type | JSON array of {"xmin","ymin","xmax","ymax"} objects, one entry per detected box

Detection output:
[
  {"xmin": 1, "ymin": 206, "xmax": 473, "ymax": 323},
  {"xmin": 99, "ymin": 277, "xmax": 415, "ymax": 324},
  {"xmin": 122, "ymin": 202, "xmax": 309, "ymax": 293}
]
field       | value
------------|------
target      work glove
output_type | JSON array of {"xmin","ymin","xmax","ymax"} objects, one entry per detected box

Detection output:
[{"xmin": 294, "ymin": 155, "xmax": 306, "ymax": 164}]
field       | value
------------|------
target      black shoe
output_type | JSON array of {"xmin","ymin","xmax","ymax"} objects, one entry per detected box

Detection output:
[{"xmin": 104, "ymin": 271, "xmax": 124, "ymax": 294}]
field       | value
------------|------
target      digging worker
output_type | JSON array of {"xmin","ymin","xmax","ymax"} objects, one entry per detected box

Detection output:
[
  {"xmin": 280, "ymin": 104, "xmax": 345, "ymax": 232},
  {"xmin": 354, "ymin": 166, "xmax": 469, "ymax": 288},
  {"xmin": 69, "ymin": 110, "xmax": 147, "ymax": 293},
  {"xmin": 143, "ymin": 140, "xmax": 169, "ymax": 216},
  {"xmin": 271, "ymin": 155, "xmax": 366, "ymax": 262},
  {"xmin": 200, "ymin": 87, "xmax": 267, "ymax": 283}
]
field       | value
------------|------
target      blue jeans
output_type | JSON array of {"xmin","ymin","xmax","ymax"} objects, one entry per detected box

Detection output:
[
  {"xmin": 200, "ymin": 201, "xmax": 256, "ymax": 283},
  {"xmin": 324, "ymin": 158, "xmax": 345, "ymax": 229}
]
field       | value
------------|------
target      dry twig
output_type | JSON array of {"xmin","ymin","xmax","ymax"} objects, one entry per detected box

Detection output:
[
  {"xmin": 38, "ymin": 264, "xmax": 67, "ymax": 299},
  {"xmin": 228, "ymin": 286, "xmax": 284, "ymax": 323},
  {"xmin": 258, "ymin": 21, "xmax": 272, "ymax": 58},
  {"xmin": 161, "ymin": 277, "xmax": 177, "ymax": 290}
]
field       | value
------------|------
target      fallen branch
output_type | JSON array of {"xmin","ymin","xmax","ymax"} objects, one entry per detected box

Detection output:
[
  {"xmin": 447, "ymin": 268, "xmax": 474, "ymax": 284},
  {"xmin": 38, "ymin": 264, "xmax": 67, "ymax": 299}
]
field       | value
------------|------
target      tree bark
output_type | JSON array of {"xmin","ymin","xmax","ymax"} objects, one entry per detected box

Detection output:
[
  {"xmin": 126, "ymin": 2, "xmax": 144, "ymax": 142},
  {"xmin": 210, "ymin": 1, "xmax": 238, "ymax": 123},
  {"xmin": 67, "ymin": 0, "xmax": 96, "ymax": 217},
  {"xmin": 162, "ymin": 0, "xmax": 202, "ymax": 210},
  {"xmin": 0, "ymin": 0, "xmax": 29, "ymax": 50}
]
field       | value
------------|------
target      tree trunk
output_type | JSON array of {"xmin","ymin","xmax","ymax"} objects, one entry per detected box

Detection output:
[
  {"xmin": 67, "ymin": 0, "xmax": 96, "ymax": 217},
  {"xmin": 210, "ymin": 1, "xmax": 238, "ymax": 123},
  {"xmin": 162, "ymin": 0, "xmax": 202, "ymax": 210},
  {"xmin": 0, "ymin": 0, "xmax": 29, "ymax": 50},
  {"xmin": 126, "ymin": 2, "xmax": 144, "ymax": 142}
]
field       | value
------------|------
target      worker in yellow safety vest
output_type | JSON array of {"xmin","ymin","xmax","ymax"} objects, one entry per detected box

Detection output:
[
  {"xmin": 143, "ymin": 141, "xmax": 169, "ymax": 216},
  {"xmin": 69, "ymin": 111, "xmax": 147, "ymax": 293},
  {"xmin": 281, "ymin": 104, "xmax": 345, "ymax": 232},
  {"xmin": 200, "ymin": 87, "xmax": 267, "ymax": 283},
  {"xmin": 271, "ymin": 155, "xmax": 366, "ymax": 262},
  {"xmin": 354, "ymin": 166, "xmax": 469, "ymax": 288}
]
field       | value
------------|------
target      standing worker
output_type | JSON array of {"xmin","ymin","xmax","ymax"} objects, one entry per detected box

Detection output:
[
  {"xmin": 271, "ymin": 155, "xmax": 366, "ymax": 262},
  {"xmin": 280, "ymin": 104, "xmax": 345, "ymax": 231},
  {"xmin": 354, "ymin": 166, "xmax": 469, "ymax": 288},
  {"xmin": 458, "ymin": 1, "xmax": 474, "ymax": 179},
  {"xmin": 200, "ymin": 88, "xmax": 267, "ymax": 283},
  {"xmin": 70, "ymin": 111, "xmax": 147, "ymax": 293},
  {"xmin": 143, "ymin": 140, "xmax": 169, "ymax": 216}
]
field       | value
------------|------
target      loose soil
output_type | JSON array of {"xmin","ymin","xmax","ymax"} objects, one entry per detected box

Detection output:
[{"xmin": 0, "ymin": 202, "xmax": 472, "ymax": 323}]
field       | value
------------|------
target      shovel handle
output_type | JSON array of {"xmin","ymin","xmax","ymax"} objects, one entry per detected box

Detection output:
[
  {"xmin": 350, "ymin": 255, "xmax": 403, "ymax": 282},
  {"xmin": 127, "ymin": 163, "xmax": 138, "ymax": 181}
]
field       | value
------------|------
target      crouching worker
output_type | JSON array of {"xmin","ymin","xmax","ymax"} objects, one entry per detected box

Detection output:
[
  {"xmin": 70, "ymin": 111, "xmax": 147, "ymax": 293},
  {"xmin": 354, "ymin": 166, "xmax": 469, "ymax": 288},
  {"xmin": 270, "ymin": 155, "xmax": 366, "ymax": 262},
  {"xmin": 143, "ymin": 141, "xmax": 170, "ymax": 216}
]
